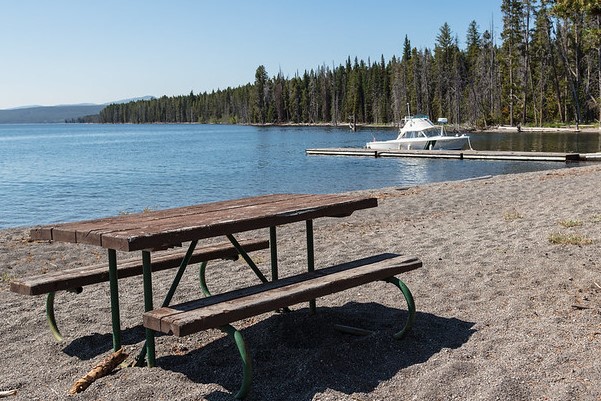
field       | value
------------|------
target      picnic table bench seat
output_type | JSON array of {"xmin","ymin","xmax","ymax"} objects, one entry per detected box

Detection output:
[
  {"xmin": 143, "ymin": 253, "xmax": 422, "ymax": 399},
  {"xmin": 10, "ymin": 239, "xmax": 269, "ymax": 340},
  {"xmin": 11, "ymin": 239, "xmax": 269, "ymax": 295}
]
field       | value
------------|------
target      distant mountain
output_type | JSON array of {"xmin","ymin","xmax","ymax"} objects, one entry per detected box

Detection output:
[
  {"xmin": 0, "ymin": 104, "xmax": 105, "ymax": 124},
  {"xmin": 0, "ymin": 96, "xmax": 156, "ymax": 124},
  {"xmin": 109, "ymin": 96, "xmax": 156, "ymax": 105}
]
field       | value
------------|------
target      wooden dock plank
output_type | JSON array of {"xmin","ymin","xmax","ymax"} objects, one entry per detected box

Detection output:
[
  {"xmin": 305, "ymin": 148, "xmax": 377, "ymax": 157},
  {"xmin": 378, "ymin": 149, "xmax": 463, "ymax": 159}
]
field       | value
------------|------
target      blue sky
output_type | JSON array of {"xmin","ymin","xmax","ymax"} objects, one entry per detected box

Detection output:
[{"xmin": 0, "ymin": 1, "xmax": 502, "ymax": 110}]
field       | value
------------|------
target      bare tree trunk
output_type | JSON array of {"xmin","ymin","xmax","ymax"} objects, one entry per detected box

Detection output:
[
  {"xmin": 557, "ymin": 19, "xmax": 582, "ymax": 126},
  {"xmin": 522, "ymin": 1, "xmax": 531, "ymax": 124},
  {"xmin": 548, "ymin": 21, "xmax": 565, "ymax": 122},
  {"xmin": 597, "ymin": 15, "xmax": 601, "ymax": 128}
]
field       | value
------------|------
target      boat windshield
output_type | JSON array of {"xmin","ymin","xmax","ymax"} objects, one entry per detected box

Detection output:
[
  {"xmin": 402, "ymin": 130, "xmax": 428, "ymax": 138},
  {"xmin": 401, "ymin": 127, "xmax": 442, "ymax": 139},
  {"xmin": 423, "ymin": 127, "xmax": 442, "ymax": 137}
]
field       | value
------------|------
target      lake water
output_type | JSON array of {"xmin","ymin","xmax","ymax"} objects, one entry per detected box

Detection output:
[{"xmin": 1, "ymin": 124, "xmax": 599, "ymax": 228}]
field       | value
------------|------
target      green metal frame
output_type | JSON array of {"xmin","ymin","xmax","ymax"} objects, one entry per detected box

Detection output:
[
  {"xmin": 198, "ymin": 261, "xmax": 210, "ymax": 297},
  {"xmin": 325, "ymin": 278, "xmax": 416, "ymax": 339},
  {"xmin": 194, "ymin": 231, "xmax": 282, "ymax": 398},
  {"xmin": 142, "ymin": 250, "xmax": 155, "ymax": 367},
  {"xmin": 45, "ymin": 286, "xmax": 82, "ymax": 342},
  {"xmin": 226, "ymin": 234, "xmax": 268, "ymax": 283},
  {"xmin": 45, "ymin": 249, "xmax": 123, "ymax": 352},
  {"xmin": 384, "ymin": 276, "xmax": 416, "ymax": 339},
  {"xmin": 197, "ymin": 230, "xmax": 415, "ymax": 398},
  {"xmin": 138, "ymin": 241, "xmax": 200, "ymax": 367},
  {"xmin": 134, "ymin": 219, "xmax": 414, "ymax": 398},
  {"xmin": 135, "ymin": 218, "xmax": 415, "ymax": 400},
  {"xmin": 108, "ymin": 249, "xmax": 122, "ymax": 351},
  {"xmin": 45, "ymin": 292, "xmax": 63, "ymax": 341},
  {"xmin": 200, "ymin": 229, "xmax": 276, "ymax": 297},
  {"xmin": 220, "ymin": 324, "xmax": 253, "ymax": 399},
  {"xmin": 306, "ymin": 220, "xmax": 316, "ymax": 314},
  {"xmin": 198, "ymin": 271, "xmax": 252, "ymax": 399},
  {"xmin": 204, "ymin": 276, "xmax": 415, "ymax": 399},
  {"xmin": 139, "ymin": 235, "xmax": 269, "ymax": 367},
  {"xmin": 269, "ymin": 226, "xmax": 278, "ymax": 281},
  {"xmin": 162, "ymin": 240, "xmax": 198, "ymax": 306}
]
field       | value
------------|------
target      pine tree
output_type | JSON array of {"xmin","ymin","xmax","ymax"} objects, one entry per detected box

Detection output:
[
  {"xmin": 253, "ymin": 65, "xmax": 268, "ymax": 124},
  {"xmin": 95, "ymin": 1, "xmax": 599, "ymax": 128},
  {"xmin": 434, "ymin": 22, "xmax": 454, "ymax": 120}
]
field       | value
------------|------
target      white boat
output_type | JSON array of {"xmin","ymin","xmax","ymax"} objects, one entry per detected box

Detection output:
[{"xmin": 366, "ymin": 115, "xmax": 470, "ymax": 150}]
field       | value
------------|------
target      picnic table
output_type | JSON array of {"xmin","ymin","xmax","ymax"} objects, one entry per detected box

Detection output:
[{"xmin": 23, "ymin": 193, "xmax": 421, "ymax": 398}]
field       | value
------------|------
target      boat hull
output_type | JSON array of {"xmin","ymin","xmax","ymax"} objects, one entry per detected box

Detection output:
[{"xmin": 366, "ymin": 136, "xmax": 469, "ymax": 151}]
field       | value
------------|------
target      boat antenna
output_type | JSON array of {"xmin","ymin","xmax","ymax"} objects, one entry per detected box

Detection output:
[{"xmin": 406, "ymin": 103, "xmax": 411, "ymax": 117}]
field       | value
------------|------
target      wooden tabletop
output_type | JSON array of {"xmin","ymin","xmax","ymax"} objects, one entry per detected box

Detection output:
[{"xmin": 30, "ymin": 194, "xmax": 377, "ymax": 252}]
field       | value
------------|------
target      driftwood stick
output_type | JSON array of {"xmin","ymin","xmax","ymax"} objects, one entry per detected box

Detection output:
[
  {"xmin": 0, "ymin": 390, "xmax": 17, "ymax": 398},
  {"xmin": 333, "ymin": 324, "xmax": 375, "ymax": 336},
  {"xmin": 69, "ymin": 348, "xmax": 128, "ymax": 394}
]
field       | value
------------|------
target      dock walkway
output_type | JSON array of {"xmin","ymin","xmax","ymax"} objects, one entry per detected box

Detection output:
[{"xmin": 305, "ymin": 148, "xmax": 600, "ymax": 163}]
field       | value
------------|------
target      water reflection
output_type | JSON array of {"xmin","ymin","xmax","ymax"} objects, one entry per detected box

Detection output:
[{"xmin": 469, "ymin": 131, "xmax": 601, "ymax": 153}]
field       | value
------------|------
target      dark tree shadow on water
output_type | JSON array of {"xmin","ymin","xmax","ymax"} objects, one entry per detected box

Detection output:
[{"xmin": 154, "ymin": 302, "xmax": 475, "ymax": 401}]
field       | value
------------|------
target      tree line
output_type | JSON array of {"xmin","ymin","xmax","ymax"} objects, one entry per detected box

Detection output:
[{"xmin": 96, "ymin": 0, "xmax": 600, "ymax": 128}]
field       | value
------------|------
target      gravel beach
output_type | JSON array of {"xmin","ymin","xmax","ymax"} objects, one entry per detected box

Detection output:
[{"xmin": 2, "ymin": 163, "xmax": 601, "ymax": 401}]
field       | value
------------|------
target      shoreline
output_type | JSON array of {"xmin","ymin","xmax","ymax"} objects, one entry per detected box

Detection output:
[
  {"xmin": 57, "ymin": 120, "xmax": 601, "ymax": 134},
  {"xmin": 2, "ymin": 164, "xmax": 601, "ymax": 400},
  {"xmin": 480, "ymin": 125, "xmax": 600, "ymax": 134},
  {"xmin": 251, "ymin": 122, "xmax": 601, "ymax": 134},
  {"xmin": 239, "ymin": 121, "xmax": 601, "ymax": 134}
]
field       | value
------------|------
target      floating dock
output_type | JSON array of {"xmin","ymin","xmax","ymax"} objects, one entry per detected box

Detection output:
[{"xmin": 305, "ymin": 148, "xmax": 598, "ymax": 163}]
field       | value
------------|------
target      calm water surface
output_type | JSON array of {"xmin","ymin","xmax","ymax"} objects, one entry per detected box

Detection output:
[{"xmin": 0, "ymin": 124, "xmax": 598, "ymax": 228}]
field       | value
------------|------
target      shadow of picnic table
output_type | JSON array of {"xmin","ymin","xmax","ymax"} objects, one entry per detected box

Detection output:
[{"xmin": 154, "ymin": 302, "xmax": 476, "ymax": 401}]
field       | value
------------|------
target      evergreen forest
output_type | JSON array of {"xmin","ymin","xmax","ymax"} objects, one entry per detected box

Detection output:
[{"xmin": 97, "ymin": 0, "xmax": 601, "ymax": 128}]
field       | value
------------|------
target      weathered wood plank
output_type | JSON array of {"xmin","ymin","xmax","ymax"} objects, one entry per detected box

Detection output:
[
  {"xmin": 143, "ymin": 254, "xmax": 421, "ymax": 337},
  {"xmin": 103, "ymin": 195, "xmax": 377, "ymax": 251},
  {"xmin": 29, "ymin": 227, "xmax": 54, "ymax": 241},
  {"xmin": 30, "ymin": 194, "xmax": 377, "ymax": 252},
  {"xmin": 10, "ymin": 239, "xmax": 269, "ymax": 296},
  {"xmin": 38, "ymin": 194, "xmax": 307, "ymax": 247}
]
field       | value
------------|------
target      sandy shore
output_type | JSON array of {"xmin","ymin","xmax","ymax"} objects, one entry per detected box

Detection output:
[{"xmin": 2, "ymin": 164, "xmax": 601, "ymax": 400}]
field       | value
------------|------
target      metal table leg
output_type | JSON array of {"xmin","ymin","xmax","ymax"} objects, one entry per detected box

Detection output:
[
  {"xmin": 142, "ymin": 251, "xmax": 155, "ymax": 367},
  {"xmin": 384, "ymin": 276, "xmax": 416, "ymax": 339},
  {"xmin": 108, "ymin": 249, "xmax": 122, "ymax": 351},
  {"xmin": 227, "ymin": 234, "xmax": 268, "ymax": 283},
  {"xmin": 306, "ymin": 220, "xmax": 316, "ymax": 314},
  {"xmin": 270, "ymin": 226, "xmax": 278, "ymax": 281},
  {"xmin": 136, "ymin": 241, "xmax": 200, "ymax": 366}
]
